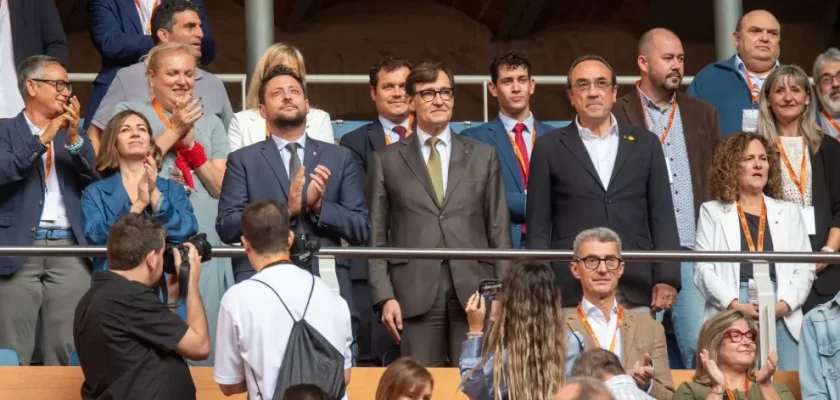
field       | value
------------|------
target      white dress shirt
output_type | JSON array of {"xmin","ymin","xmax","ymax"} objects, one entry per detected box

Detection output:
[
  {"xmin": 378, "ymin": 115, "xmax": 410, "ymax": 144},
  {"xmin": 576, "ymin": 114, "xmax": 619, "ymax": 189},
  {"xmin": 134, "ymin": 0, "xmax": 158, "ymax": 34},
  {"xmin": 24, "ymin": 113, "xmax": 70, "ymax": 228},
  {"xmin": 415, "ymin": 126, "xmax": 452, "ymax": 194},
  {"xmin": 498, "ymin": 111, "xmax": 535, "ymax": 158},
  {"xmin": 580, "ymin": 296, "xmax": 623, "ymax": 361},
  {"xmin": 270, "ymin": 133, "xmax": 307, "ymax": 179},
  {"xmin": 735, "ymin": 54, "xmax": 779, "ymax": 99},
  {"xmin": 0, "ymin": 0, "xmax": 24, "ymax": 119},
  {"xmin": 606, "ymin": 375, "xmax": 655, "ymax": 400}
]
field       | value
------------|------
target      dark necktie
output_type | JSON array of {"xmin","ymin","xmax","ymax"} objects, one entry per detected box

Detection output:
[
  {"xmin": 286, "ymin": 143, "xmax": 301, "ymax": 179},
  {"xmin": 393, "ymin": 125, "xmax": 407, "ymax": 141}
]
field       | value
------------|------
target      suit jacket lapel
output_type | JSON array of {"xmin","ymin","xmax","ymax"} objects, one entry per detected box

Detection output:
[
  {"xmin": 609, "ymin": 126, "xmax": 636, "ymax": 188},
  {"xmin": 558, "ymin": 124, "xmax": 605, "ymax": 191},
  {"xmin": 721, "ymin": 203, "xmax": 741, "ymax": 252},
  {"xmin": 620, "ymin": 310, "xmax": 637, "ymax": 369},
  {"xmin": 622, "ymin": 89, "xmax": 646, "ymax": 127},
  {"xmin": 8, "ymin": 0, "xmax": 25, "ymax": 64},
  {"xmin": 442, "ymin": 134, "xmax": 470, "ymax": 208},
  {"xmin": 303, "ymin": 138, "xmax": 323, "ymax": 185},
  {"xmin": 368, "ymin": 119, "xmax": 387, "ymax": 151},
  {"xmin": 13, "ymin": 113, "xmax": 46, "ymax": 185},
  {"xmin": 100, "ymin": 173, "xmax": 131, "ymax": 217},
  {"xmin": 489, "ymin": 119, "xmax": 524, "ymax": 191},
  {"xmin": 118, "ymin": 0, "xmax": 144, "ymax": 35},
  {"xmin": 399, "ymin": 134, "xmax": 440, "ymax": 208},
  {"xmin": 260, "ymin": 139, "xmax": 291, "ymax": 198}
]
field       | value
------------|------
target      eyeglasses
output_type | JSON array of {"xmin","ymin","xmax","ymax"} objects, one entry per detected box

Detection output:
[
  {"xmin": 416, "ymin": 88, "xmax": 454, "ymax": 102},
  {"xmin": 571, "ymin": 79, "xmax": 613, "ymax": 92},
  {"xmin": 724, "ymin": 329, "xmax": 758, "ymax": 343},
  {"xmin": 573, "ymin": 256, "xmax": 623, "ymax": 270},
  {"xmin": 31, "ymin": 79, "xmax": 72, "ymax": 93},
  {"xmin": 819, "ymin": 72, "xmax": 840, "ymax": 86}
]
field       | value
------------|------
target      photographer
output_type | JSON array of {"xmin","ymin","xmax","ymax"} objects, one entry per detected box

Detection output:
[{"xmin": 73, "ymin": 213, "xmax": 209, "ymax": 400}]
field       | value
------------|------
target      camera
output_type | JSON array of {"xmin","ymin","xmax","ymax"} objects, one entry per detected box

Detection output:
[{"xmin": 162, "ymin": 233, "xmax": 213, "ymax": 300}]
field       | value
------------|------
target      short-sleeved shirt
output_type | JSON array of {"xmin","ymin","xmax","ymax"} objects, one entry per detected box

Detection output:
[
  {"xmin": 73, "ymin": 271, "xmax": 195, "ymax": 400},
  {"xmin": 92, "ymin": 62, "xmax": 233, "ymax": 130},
  {"xmin": 214, "ymin": 263, "xmax": 353, "ymax": 400}
]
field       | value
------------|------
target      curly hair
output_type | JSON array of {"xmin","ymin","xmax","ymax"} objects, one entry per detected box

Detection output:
[
  {"xmin": 711, "ymin": 132, "xmax": 784, "ymax": 202},
  {"xmin": 467, "ymin": 262, "xmax": 568, "ymax": 400}
]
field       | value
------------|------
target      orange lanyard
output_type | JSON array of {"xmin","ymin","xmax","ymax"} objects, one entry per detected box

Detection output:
[
  {"xmin": 151, "ymin": 98, "xmax": 172, "ymax": 129},
  {"xmin": 821, "ymin": 110, "xmax": 840, "ymax": 137},
  {"xmin": 384, "ymin": 114, "xmax": 415, "ymax": 145},
  {"xmin": 776, "ymin": 137, "xmax": 808, "ymax": 201},
  {"xmin": 636, "ymin": 85, "xmax": 678, "ymax": 145},
  {"xmin": 744, "ymin": 73, "xmax": 760, "ymax": 105},
  {"xmin": 577, "ymin": 304, "xmax": 624, "ymax": 353},
  {"xmin": 507, "ymin": 123, "xmax": 537, "ymax": 182},
  {"xmin": 265, "ymin": 121, "xmax": 271, "ymax": 138},
  {"xmin": 724, "ymin": 377, "xmax": 751, "ymax": 400},
  {"xmin": 44, "ymin": 143, "xmax": 53, "ymax": 185},
  {"xmin": 134, "ymin": 0, "xmax": 161, "ymax": 34},
  {"xmin": 737, "ymin": 201, "xmax": 767, "ymax": 252}
]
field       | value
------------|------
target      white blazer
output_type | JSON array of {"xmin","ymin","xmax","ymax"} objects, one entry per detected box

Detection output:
[
  {"xmin": 227, "ymin": 108, "xmax": 335, "ymax": 152},
  {"xmin": 693, "ymin": 196, "xmax": 815, "ymax": 341}
]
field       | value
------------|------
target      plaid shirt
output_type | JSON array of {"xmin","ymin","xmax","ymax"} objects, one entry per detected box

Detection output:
[{"xmin": 605, "ymin": 375, "xmax": 655, "ymax": 400}]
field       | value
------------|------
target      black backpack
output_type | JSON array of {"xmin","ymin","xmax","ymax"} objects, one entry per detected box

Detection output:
[{"xmin": 251, "ymin": 276, "xmax": 346, "ymax": 400}]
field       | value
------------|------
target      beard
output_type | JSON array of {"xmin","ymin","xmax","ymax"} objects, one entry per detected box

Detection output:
[
  {"xmin": 659, "ymin": 71, "xmax": 682, "ymax": 92},
  {"xmin": 819, "ymin": 91, "xmax": 840, "ymax": 116},
  {"xmin": 270, "ymin": 107, "xmax": 307, "ymax": 129}
]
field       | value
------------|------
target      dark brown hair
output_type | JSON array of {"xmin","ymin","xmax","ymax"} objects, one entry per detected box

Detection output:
[
  {"xmin": 406, "ymin": 62, "xmax": 454, "ymax": 96},
  {"xmin": 240, "ymin": 199, "xmax": 291, "ymax": 255},
  {"xmin": 106, "ymin": 214, "xmax": 167, "ymax": 271},
  {"xmin": 711, "ymin": 132, "xmax": 784, "ymax": 202},
  {"xmin": 375, "ymin": 357, "xmax": 434, "ymax": 400},
  {"xmin": 490, "ymin": 49, "xmax": 531, "ymax": 84},
  {"xmin": 571, "ymin": 348, "xmax": 626, "ymax": 380},
  {"xmin": 96, "ymin": 109, "xmax": 163, "ymax": 177},
  {"xmin": 258, "ymin": 64, "xmax": 307, "ymax": 104},
  {"xmin": 369, "ymin": 55, "xmax": 413, "ymax": 88}
]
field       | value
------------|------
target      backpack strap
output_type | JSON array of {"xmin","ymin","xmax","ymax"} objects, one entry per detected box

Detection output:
[
  {"xmin": 252, "ymin": 279, "xmax": 295, "ymax": 321},
  {"xmin": 300, "ymin": 274, "xmax": 316, "ymax": 319}
]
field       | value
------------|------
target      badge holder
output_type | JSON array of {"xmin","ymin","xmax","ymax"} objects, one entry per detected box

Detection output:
[{"xmin": 753, "ymin": 262, "xmax": 776, "ymax": 372}]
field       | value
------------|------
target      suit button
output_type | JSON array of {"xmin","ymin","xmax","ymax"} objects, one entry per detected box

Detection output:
[
  {"xmin": 605, "ymin": 198, "xmax": 611, "ymax": 204},
  {"xmin": 439, "ymin": 216, "xmax": 445, "ymax": 221}
]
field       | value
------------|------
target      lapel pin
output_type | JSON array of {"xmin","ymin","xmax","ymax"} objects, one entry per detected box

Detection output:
[
  {"xmin": 313, "ymin": 151, "xmax": 317, "ymax": 156},
  {"xmin": 625, "ymin": 135, "xmax": 635, "ymax": 141}
]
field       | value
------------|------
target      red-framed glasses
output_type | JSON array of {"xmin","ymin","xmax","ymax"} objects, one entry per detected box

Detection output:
[{"xmin": 724, "ymin": 329, "xmax": 758, "ymax": 343}]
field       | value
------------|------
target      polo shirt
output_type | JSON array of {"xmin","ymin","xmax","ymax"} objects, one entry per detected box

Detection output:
[
  {"xmin": 214, "ymin": 262, "xmax": 353, "ymax": 400},
  {"xmin": 73, "ymin": 271, "xmax": 195, "ymax": 400}
]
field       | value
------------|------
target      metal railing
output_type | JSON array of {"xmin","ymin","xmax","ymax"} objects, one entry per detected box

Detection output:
[{"xmin": 66, "ymin": 73, "xmax": 693, "ymax": 122}]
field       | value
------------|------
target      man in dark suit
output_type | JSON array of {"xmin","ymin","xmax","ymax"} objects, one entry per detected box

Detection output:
[
  {"xmin": 215, "ymin": 65, "xmax": 369, "ymax": 320},
  {"xmin": 85, "ymin": 0, "xmax": 215, "ymax": 131},
  {"xmin": 339, "ymin": 55, "xmax": 413, "ymax": 366},
  {"xmin": 0, "ymin": 0, "xmax": 68, "ymax": 119},
  {"xmin": 367, "ymin": 62, "xmax": 511, "ymax": 367},
  {"xmin": 0, "ymin": 56, "xmax": 98, "ymax": 365},
  {"xmin": 462, "ymin": 50, "xmax": 552, "ymax": 249},
  {"xmin": 526, "ymin": 54, "xmax": 680, "ymax": 317},
  {"xmin": 613, "ymin": 28, "xmax": 721, "ymax": 369}
]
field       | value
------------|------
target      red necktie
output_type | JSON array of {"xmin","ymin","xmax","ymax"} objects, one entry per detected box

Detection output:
[
  {"xmin": 393, "ymin": 125, "xmax": 407, "ymax": 141},
  {"xmin": 513, "ymin": 122, "xmax": 529, "ymax": 236}
]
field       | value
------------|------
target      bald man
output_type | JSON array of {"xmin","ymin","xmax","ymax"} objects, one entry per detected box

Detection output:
[
  {"xmin": 688, "ymin": 10, "xmax": 781, "ymax": 137},
  {"xmin": 612, "ymin": 28, "xmax": 721, "ymax": 369},
  {"xmin": 555, "ymin": 377, "xmax": 614, "ymax": 400}
]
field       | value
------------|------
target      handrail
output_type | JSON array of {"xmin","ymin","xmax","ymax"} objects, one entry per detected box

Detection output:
[{"xmin": 0, "ymin": 246, "xmax": 836, "ymax": 263}]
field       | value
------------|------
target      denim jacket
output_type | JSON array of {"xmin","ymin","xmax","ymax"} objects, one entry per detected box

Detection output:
[
  {"xmin": 799, "ymin": 292, "xmax": 840, "ymax": 400},
  {"xmin": 459, "ymin": 330, "xmax": 585, "ymax": 400}
]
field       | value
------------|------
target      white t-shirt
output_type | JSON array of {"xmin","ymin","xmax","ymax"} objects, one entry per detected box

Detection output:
[{"xmin": 214, "ymin": 263, "xmax": 353, "ymax": 400}]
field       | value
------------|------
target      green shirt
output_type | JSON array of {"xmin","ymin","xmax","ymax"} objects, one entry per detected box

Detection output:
[{"xmin": 674, "ymin": 381, "xmax": 794, "ymax": 400}]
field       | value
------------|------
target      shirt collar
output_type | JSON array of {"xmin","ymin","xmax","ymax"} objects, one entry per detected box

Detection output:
[
  {"xmin": 605, "ymin": 374, "xmax": 638, "ymax": 388},
  {"xmin": 270, "ymin": 132, "xmax": 307, "ymax": 150},
  {"xmin": 22, "ymin": 111, "xmax": 43, "ymax": 135},
  {"xmin": 575, "ymin": 113, "xmax": 618, "ymax": 141},
  {"xmin": 735, "ymin": 54, "xmax": 780, "ymax": 77},
  {"xmin": 416, "ymin": 125, "xmax": 452, "ymax": 147},
  {"xmin": 637, "ymin": 86, "xmax": 676, "ymax": 111},
  {"xmin": 498, "ymin": 111, "xmax": 534, "ymax": 134},
  {"xmin": 378, "ymin": 115, "xmax": 410, "ymax": 134},
  {"xmin": 581, "ymin": 296, "xmax": 618, "ymax": 319}
]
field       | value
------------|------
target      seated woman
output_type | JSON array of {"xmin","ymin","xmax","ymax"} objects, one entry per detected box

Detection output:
[
  {"xmin": 112, "ymin": 41, "xmax": 233, "ymax": 365},
  {"xmin": 227, "ymin": 42, "xmax": 335, "ymax": 150},
  {"xmin": 674, "ymin": 309, "xmax": 794, "ymax": 400},
  {"xmin": 694, "ymin": 132, "xmax": 815, "ymax": 370},
  {"xmin": 460, "ymin": 262, "xmax": 584, "ymax": 400},
  {"xmin": 81, "ymin": 109, "xmax": 197, "ymax": 273},
  {"xmin": 375, "ymin": 357, "xmax": 434, "ymax": 400}
]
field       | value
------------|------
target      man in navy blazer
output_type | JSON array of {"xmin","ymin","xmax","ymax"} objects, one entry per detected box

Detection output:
[
  {"xmin": 216, "ymin": 65, "xmax": 369, "ymax": 317},
  {"xmin": 0, "ymin": 56, "xmax": 98, "ymax": 365},
  {"xmin": 84, "ymin": 0, "xmax": 215, "ymax": 131},
  {"xmin": 461, "ymin": 50, "xmax": 551, "ymax": 248}
]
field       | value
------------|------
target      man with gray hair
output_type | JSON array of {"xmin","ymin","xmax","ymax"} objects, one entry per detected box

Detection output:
[
  {"xmin": 0, "ymin": 55, "xmax": 98, "ymax": 365},
  {"xmin": 565, "ymin": 228, "xmax": 674, "ymax": 400}
]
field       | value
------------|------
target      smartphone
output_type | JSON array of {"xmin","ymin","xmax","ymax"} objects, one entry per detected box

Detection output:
[{"xmin": 478, "ymin": 279, "xmax": 502, "ymax": 301}]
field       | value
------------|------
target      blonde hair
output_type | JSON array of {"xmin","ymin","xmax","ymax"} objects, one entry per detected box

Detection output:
[
  {"xmin": 757, "ymin": 64, "xmax": 823, "ymax": 154},
  {"xmin": 692, "ymin": 310, "xmax": 758, "ymax": 385},
  {"xmin": 246, "ymin": 43, "xmax": 306, "ymax": 109},
  {"xmin": 143, "ymin": 41, "xmax": 196, "ymax": 79},
  {"xmin": 467, "ymin": 263, "xmax": 569, "ymax": 400}
]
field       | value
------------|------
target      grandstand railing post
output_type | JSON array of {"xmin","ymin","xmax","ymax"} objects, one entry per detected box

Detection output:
[
  {"xmin": 754, "ymin": 262, "xmax": 776, "ymax": 367},
  {"xmin": 714, "ymin": 0, "xmax": 741, "ymax": 60},
  {"xmin": 245, "ymin": 0, "xmax": 274, "ymax": 85}
]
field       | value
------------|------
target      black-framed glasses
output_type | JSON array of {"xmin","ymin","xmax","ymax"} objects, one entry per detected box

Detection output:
[
  {"xmin": 574, "ymin": 256, "xmax": 623, "ymax": 270},
  {"xmin": 571, "ymin": 79, "xmax": 613, "ymax": 92},
  {"xmin": 724, "ymin": 329, "xmax": 758, "ymax": 343},
  {"xmin": 417, "ymin": 88, "xmax": 454, "ymax": 102},
  {"xmin": 819, "ymin": 72, "xmax": 840, "ymax": 86},
  {"xmin": 31, "ymin": 79, "xmax": 72, "ymax": 93}
]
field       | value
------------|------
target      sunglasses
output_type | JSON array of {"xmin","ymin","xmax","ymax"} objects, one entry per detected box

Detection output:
[{"xmin": 724, "ymin": 328, "xmax": 758, "ymax": 343}]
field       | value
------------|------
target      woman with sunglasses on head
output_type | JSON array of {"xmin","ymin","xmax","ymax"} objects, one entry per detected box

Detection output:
[
  {"xmin": 693, "ymin": 132, "xmax": 814, "ymax": 371},
  {"xmin": 674, "ymin": 310, "xmax": 793, "ymax": 400}
]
